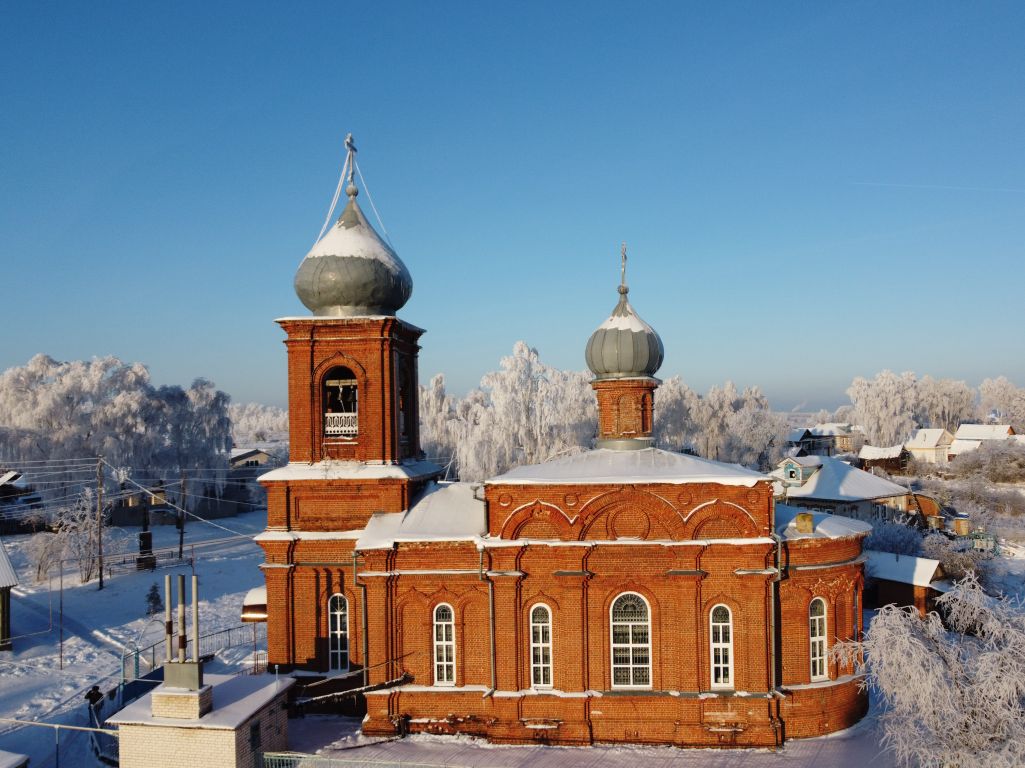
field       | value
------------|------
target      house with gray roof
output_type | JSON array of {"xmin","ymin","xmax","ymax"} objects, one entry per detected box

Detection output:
[{"xmin": 771, "ymin": 455, "xmax": 912, "ymax": 522}]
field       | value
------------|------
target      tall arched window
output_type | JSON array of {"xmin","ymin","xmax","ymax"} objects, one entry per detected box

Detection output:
[
  {"xmin": 433, "ymin": 604, "xmax": 455, "ymax": 686},
  {"xmin": 810, "ymin": 597, "xmax": 828, "ymax": 681},
  {"xmin": 709, "ymin": 604, "xmax": 733, "ymax": 689},
  {"xmin": 610, "ymin": 593, "xmax": 651, "ymax": 688},
  {"xmin": 328, "ymin": 594, "xmax": 348, "ymax": 672},
  {"xmin": 529, "ymin": 604, "xmax": 552, "ymax": 689},
  {"xmin": 323, "ymin": 366, "xmax": 358, "ymax": 439}
]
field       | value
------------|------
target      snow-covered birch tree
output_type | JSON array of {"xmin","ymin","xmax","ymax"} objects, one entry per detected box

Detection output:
[{"xmin": 833, "ymin": 574, "xmax": 1025, "ymax": 767}]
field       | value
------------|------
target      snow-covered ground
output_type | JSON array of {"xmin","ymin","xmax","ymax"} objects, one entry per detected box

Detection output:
[
  {"xmin": 289, "ymin": 702, "xmax": 897, "ymax": 768},
  {"xmin": 0, "ymin": 510, "xmax": 267, "ymax": 766}
]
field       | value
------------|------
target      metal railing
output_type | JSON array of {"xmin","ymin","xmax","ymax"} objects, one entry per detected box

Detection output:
[
  {"xmin": 123, "ymin": 622, "xmax": 267, "ymax": 680},
  {"xmin": 324, "ymin": 412, "xmax": 358, "ymax": 436}
]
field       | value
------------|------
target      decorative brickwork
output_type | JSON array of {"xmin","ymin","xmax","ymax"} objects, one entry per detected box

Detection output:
[
  {"xmin": 592, "ymin": 377, "xmax": 658, "ymax": 445},
  {"xmin": 255, "ymin": 205, "xmax": 869, "ymax": 747}
]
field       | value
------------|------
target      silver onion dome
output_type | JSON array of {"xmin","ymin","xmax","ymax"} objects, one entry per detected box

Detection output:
[
  {"xmin": 294, "ymin": 136, "xmax": 413, "ymax": 317},
  {"xmin": 585, "ymin": 246, "xmax": 664, "ymax": 378}
]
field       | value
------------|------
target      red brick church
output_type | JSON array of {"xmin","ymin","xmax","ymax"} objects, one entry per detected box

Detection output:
[{"xmin": 255, "ymin": 138, "xmax": 870, "ymax": 747}]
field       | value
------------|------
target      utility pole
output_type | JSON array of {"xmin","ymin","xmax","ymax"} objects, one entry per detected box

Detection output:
[
  {"xmin": 178, "ymin": 471, "xmax": 186, "ymax": 560},
  {"xmin": 96, "ymin": 457, "xmax": 104, "ymax": 591}
]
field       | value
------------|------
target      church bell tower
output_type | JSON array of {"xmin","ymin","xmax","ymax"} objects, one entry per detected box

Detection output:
[{"xmin": 285, "ymin": 135, "xmax": 426, "ymax": 467}]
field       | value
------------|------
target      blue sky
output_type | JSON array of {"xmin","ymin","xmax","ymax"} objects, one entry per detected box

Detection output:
[{"xmin": 2, "ymin": 2, "xmax": 1023, "ymax": 411}]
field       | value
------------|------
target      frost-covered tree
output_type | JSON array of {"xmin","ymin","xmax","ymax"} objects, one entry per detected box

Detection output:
[
  {"xmin": 915, "ymin": 375, "xmax": 977, "ymax": 433},
  {"xmin": 864, "ymin": 520, "xmax": 923, "ymax": 556},
  {"xmin": 228, "ymin": 402, "xmax": 288, "ymax": 443},
  {"xmin": 0, "ymin": 355, "xmax": 233, "ymax": 507},
  {"xmin": 834, "ymin": 574, "xmax": 1025, "ymax": 767},
  {"xmin": 442, "ymin": 343, "xmax": 595, "ymax": 482},
  {"xmin": 30, "ymin": 488, "xmax": 127, "ymax": 583},
  {"xmin": 418, "ymin": 374, "xmax": 459, "ymax": 472},
  {"xmin": 920, "ymin": 532, "xmax": 990, "ymax": 583},
  {"xmin": 652, "ymin": 375, "xmax": 699, "ymax": 452},
  {"xmin": 980, "ymin": 376, "xmax": 1025, "ymax": 432},
  {"xmin": 846, "ymin": 370, "xmax": 919, "ymax": 446}
]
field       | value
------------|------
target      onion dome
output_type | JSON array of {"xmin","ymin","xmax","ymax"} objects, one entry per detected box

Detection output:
[
  {"xmin": 294, "ymin": 135, "xmax": 413, "ymax": 317},
  {"xmin": 585, "ymin": 245, "xmax": 664, "ymax": 379}
]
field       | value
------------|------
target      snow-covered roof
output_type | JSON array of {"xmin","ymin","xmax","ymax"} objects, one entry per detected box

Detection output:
[
  {"xmin": 0, "ymin": 539, "xmax": 17, "ymax": 589},
  {"xmin": 858, "ymin": 444, "xmax": 905, "ymax": 461},
  {"xmin": 781, "ymin": 455, "xmax": 823, "ymax": 468},
  {"xmin": 906, "ymin": 428, "xmax": 952, "ymax": 448},
  {"xmin": 241, "ymin": 585, "xmax": 267, "ymax": 622},
  {"xmin": 948, "ymin": 439, "xmax": 981, "ymax": 455},
  {"xmin": 864, "ymin": 550, "xmax": 941, "ymax": 588},
  {"xmin": 487, "ymin": 448, "xmax": 766, "ymax": 487},
  {"xmin": 230, "ymin": 447, "xmax": 268, "ymax": 460},
  {"xmin": 954, "ymin": 424, "xmax": 1014, "ymax": 440},
  {"xmin": 107, "ymin": 673, "xmax": 294, "ymax": 730},
  {"xmin": 809, "ymin": 423, "xmax": 852, "ymax": 436},
  {"xmin": 771, "ymin": 456, "xmax": 908, "ymax": 502},
  {"xmin": 785, "ymin": 428, "xmax": 810, "ymax": 443},
  {"xmin": 356, "ymin": 482, "xmax": 486, "ymax": 550},
  {"xmin": 259, "ymin": 459, "xmax": 441, "ymax": 483},
  {"xmin": 775, "ymin": 504, "xmax": 872, "ymax": 540},
  {"xmin": 0, "ymin": 750, "xmax": 28, "ymax": 768}
]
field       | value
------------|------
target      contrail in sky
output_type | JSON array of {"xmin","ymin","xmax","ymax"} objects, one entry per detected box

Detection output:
[{"xmin": 853, "ymin": 182, "xmax": 1025, "ymax": 193}]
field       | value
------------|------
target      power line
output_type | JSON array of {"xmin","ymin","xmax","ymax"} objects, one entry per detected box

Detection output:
[{"xmin": 101, "ymin": 459, "xmax": 249, "ymax": 538}]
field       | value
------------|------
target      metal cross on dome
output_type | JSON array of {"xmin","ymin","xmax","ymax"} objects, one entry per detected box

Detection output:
[
  {"xmin": 620, "ymin": 242, "xmax": 628, "ymax": 290},
  {"xmin": 345, "ymin": 133, "xmax": 358, "ymax": 193}
]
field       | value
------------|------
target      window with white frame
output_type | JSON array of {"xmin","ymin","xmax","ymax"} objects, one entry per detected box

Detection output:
[
  {"xmin": 328, "ymin": 594, "xmax": 348, "ymax": 672},
  {"xmin": 810, "ymin": 597, "xmax": 828, "ymax": 680},
  {"xmin": 710, "ymin": 604, "xmax": 733, "ymax": 689},
  {"xmin": 529, "ymin": 604, "xmax": 552, "ymax": 688},
  {"xmin": 610, "ymin": 593, "xmax": 651, "ymax": 688},
  {"xmin": 433, "ymin": 603, "xmax": 455, "ymax": 685}
]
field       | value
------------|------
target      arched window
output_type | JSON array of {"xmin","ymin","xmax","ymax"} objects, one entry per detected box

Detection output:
[
  {"xmin": 709, "ymin": 604, "xmax": 733, "ymax": 689},
  {"xmin": 323, "ymin": 366, "xmax": 358, "ymax": 439},
  {"xmin": 529, "ymin": 604, "xmax": 552, "ymax": 689},
  {"xmin": 433, "ymin": 604, "xmax": 455, "ymax": 686},
  {"xmin": 328, "ymin": 594, "xmax": 348, "ymax": 672},
  {"xmin": 809, "ymin": 597, "xmax": 828, "ymax": 681},
  {"xmin": 610, "ymin": 593, "xmax": 651, "ymax": 688}
]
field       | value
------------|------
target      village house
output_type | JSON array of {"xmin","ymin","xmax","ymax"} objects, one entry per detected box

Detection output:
[
  {"xmin": 771, "ymin": 455, "xmax": 911, "ymax": 523},
  {"xmin": 948, "ymin": 423, "xmax": 1017, "ymax": 458},
  {"xmin": 229, "ymin": 448, "xmax": 274, "ymax": 469},
  {"xmin": 785, "ymin": 423, "xmax": 860, "ymax": 457},
  {"xmin": 857, "ymin": 444, "xmax": 910, "ymax": 474},
  {"xmin": 863, "ymin": 550, "xmax": 945, "ymax": 617},
  {"xmin": 904, "ymin": 428, "xmax": 953, "ymax": 464},
  {"xmin": 251, "ymin": 139, "xmax": 871, "ymax": 749}
]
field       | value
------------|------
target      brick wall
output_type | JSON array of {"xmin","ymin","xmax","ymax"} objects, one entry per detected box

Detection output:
[{"xmin": 278, "ymin": 317, "xmax": 424, "ymax": 465}]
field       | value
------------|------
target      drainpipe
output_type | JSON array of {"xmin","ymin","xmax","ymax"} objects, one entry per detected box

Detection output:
[
  {"xmin": 353, "ymin": 550, "xmax": 369, "ymax": 687},
  {"xmin": 769, "ymin": 530, "xmax": 784, "ymax": 746},
  {"xmin": 479, "ymin": 548, "xmax": 496, "ymax": 695}
]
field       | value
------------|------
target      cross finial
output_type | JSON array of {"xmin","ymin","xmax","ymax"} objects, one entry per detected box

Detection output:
[
  {"xmin": 619, "ymin": 242, "xmax": 628, "ymax": 293},
  {"xmin": 344, "ymin": 133, "xmax": 358, "ymax": 197}
]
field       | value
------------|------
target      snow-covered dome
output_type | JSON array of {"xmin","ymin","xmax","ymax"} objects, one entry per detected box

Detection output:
[
  {"xmin": 294, "ymin": 141, "xmax": 412, "ymax": 317},
  {"xmin": 585, "ymin": 261, "xmax": 664, "ymax": 379}
]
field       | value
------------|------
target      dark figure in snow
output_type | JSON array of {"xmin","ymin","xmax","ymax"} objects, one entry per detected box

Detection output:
[{"xmin": 85, "ymin": 685, "xmax": 103, "ymax": 710}]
